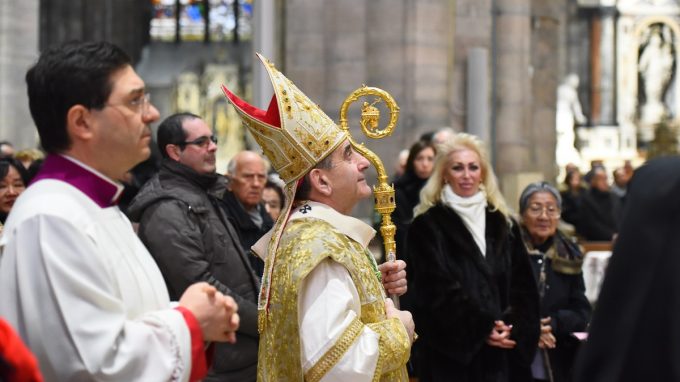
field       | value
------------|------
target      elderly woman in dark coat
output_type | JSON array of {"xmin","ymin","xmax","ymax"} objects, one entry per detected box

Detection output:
[
  {"xmin": 517, "ymin": 182, "xmax": 592, "ymax": 382},
  {"xmin": 407, "ymin": 133, "xmax": 539, "ymax": 382}
]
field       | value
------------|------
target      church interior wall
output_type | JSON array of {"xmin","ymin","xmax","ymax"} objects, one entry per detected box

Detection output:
[
  {"xmin": 9, "ymin": 0, "xmax": 674, "ymax": 216},
  {"xmin": 0, "ymin": 0, "xmax": 39, "ymax": 150}
]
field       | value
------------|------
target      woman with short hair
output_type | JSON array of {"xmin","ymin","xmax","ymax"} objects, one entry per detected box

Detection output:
[{"xmin": 517, "ymin": 182, "xmax": 591, "ymax": 382}]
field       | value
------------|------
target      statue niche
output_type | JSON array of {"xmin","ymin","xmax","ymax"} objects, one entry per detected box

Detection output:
[{"xmin": 638, "ymin": 23, "xmax": 676, "ymax": 127}]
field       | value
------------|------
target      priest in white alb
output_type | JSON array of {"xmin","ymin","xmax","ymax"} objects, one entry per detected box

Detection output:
[{"xmin": 0, "ymin": 41, "xmax": 239, "ymax": 382}]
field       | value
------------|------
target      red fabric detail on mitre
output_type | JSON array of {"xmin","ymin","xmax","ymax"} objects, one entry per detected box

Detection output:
[{"xmin": 221, "ymin": 85, "xmax": 281, "ymax": 128}]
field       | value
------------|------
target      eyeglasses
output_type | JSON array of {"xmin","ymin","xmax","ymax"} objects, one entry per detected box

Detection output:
[
  {"xmin": 178, "ymin": 135, "xmax": 218, "ymax": 149},
  {"xmin": 106, "ymin": 93, "xmax": 152, "ymax": 116},
  {"xmin": 526, "ymin": 203, "xmax": 561, "ymax": 218}
]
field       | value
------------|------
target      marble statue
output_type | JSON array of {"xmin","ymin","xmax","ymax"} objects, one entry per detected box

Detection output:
[
  {"xmin": 639, "ymin": 24, "xmax": 675, "ymax": 126},
  {"xmin": 556, "ymin": 74, "xmax": 587, "ymax": 170}
]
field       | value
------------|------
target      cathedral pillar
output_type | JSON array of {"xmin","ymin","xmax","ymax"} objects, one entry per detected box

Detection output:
[
  {"xmin": 0, "ymin": 0, "xmax": 39, "ymax": 149},
  {"xmin": 252, "ymin": 0, "xmax": 277, "ymax": 109},
  {"xmin": 590, "ymin": 6, "xmax": 617, "ymax": 125},
  {"xmin": 492, "ymin": 0, "xmax": 532, "ymax": 173}
]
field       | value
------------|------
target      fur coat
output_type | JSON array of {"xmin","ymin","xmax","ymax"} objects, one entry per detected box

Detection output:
[{"xmin": 407, "ymin": 203, "xmax": 539, "ymax": 382}]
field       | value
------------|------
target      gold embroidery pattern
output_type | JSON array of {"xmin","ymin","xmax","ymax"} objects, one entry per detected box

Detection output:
[
  {"xmin": 257, "ymin": 218, "xmax": 409, "ymax": 382},
  {"xmin": 372, "ymin": 346, "xmax": 384, "ymax": 382},
  {"xmin": 368, "ymin": 318, "xmax": 411, "ymax": 376},
  {"xmin": 304, "ymin": 318, "xmax": 364, "ymax": 382},
  {"xmin": 228, "ymin": 53, "xmax": 346, "ymax": 186},
  {"xmin": 279, "ymin": 85, "xmax": 293, "ymax": 119},
  {"xmin": 224, "ymin": 53, "xmax": 349, "ymax": 321}
]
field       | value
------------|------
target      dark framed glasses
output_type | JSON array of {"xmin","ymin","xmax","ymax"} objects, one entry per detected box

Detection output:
[{"xmin": 178, "ymin": 135, "xmax": 218, "ymax": 149}]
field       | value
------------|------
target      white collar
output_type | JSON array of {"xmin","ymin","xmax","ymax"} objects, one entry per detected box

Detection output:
[
  {"xmin": 251, "ymin": 201, "xmax": 375, "ymax": 259},
  {"xmin": 289, "ymin": 201, "xmax": 376, "ymax": 248}
]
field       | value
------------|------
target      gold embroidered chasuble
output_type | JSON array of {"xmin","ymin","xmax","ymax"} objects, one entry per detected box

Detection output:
[{"xmin": 256, "ymin": 202, "xmax": 410, "ymax": 382}]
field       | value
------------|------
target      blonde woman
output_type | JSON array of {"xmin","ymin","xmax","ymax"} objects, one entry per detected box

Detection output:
[{"xmin": 407, "ymin": 133, "xmax": 539, "ymax": 381}]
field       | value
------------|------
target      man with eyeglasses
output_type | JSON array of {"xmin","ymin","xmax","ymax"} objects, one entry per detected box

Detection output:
[
  {"xmin": 221, "ymin": 150, "xmax": 274, "ymax": 277},
  {"xmin": 128, "ymin": 112, "xmax": 260, "ymax": 382},
  {"xmin": 0, "ymin": 41, "xmax": 239, "ymax": 381}
]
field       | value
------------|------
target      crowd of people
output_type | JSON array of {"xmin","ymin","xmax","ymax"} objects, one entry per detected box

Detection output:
[
  {"xmin": 560, "ymin": 161, "xmax": 632, "ymax": 242},
  {"xmin": 0, "ymin": 40, "xmax": 675, "ymax": 382}
]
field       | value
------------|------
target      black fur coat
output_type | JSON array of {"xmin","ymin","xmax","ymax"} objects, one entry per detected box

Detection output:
[{"xmin": 407, "ymin": 203, "xmax": 539, "ymax": 382}]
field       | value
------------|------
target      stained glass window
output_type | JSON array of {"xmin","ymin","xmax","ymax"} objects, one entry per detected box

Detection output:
[{"xmin": 150, "ymin": 0, "xmax": 253, "ymax": 42}]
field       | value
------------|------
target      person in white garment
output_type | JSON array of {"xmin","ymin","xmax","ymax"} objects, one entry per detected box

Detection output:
[
  {"xmin": 224, "ymin": 53, "xmax": 414, "ymax": 381},
  {"xmin": 0, "ymin": 41, "xmax": 239, "ymax": 382}
]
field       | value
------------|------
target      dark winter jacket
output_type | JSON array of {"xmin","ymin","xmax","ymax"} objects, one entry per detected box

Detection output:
[
  {"xmin": 392, "ymin": 171, "xmax": 427, "ymax": 312},
  {"xmin": 560, "ymin": 186, "xmax": 586, "ymax": 227},
  {"xmin": 576, "ymin": 188, "xmax": 619, "ymax": 241},
  {"xmin": 407, "ymin": 203, "xmax": 539, "ymax": 382},
  {"xmin": 128, "ymin": 159, "xmax": 260, "ymax": 381},
  {"xmin": 574, "ymin": 157, "xmax": 680, "ymax": 382},
  {"xmin": 518, "ymin": 228, "xmax": 591, "ymax": 382},
  {"xmin": 220, "ymin": 190, "xmax": 273, "ymax": 278}
]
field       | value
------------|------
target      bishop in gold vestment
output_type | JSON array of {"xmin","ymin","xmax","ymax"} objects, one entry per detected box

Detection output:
[
  {"xmin": 223, "ymin": 54, "xmax": 413, "ymax": 382},
  {"xmin": 256, "ymin": 202, "xmax": 410, "ymax": 381}
]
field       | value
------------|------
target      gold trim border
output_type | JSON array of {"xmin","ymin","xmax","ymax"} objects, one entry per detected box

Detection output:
[{"xmin": 304, "ymin": 318, "xmax": 364, "ymax": 382}]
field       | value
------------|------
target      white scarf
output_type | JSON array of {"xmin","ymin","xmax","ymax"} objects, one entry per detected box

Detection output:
[{"xmin": 441, "ymin": 186, "xmax": 487, "ymax": 256}]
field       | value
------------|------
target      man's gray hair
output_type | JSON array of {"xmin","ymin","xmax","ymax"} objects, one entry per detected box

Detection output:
[
  {"xmin": 519, "ymin": 181, "xmax": 562, "ymax": 214},
  {"xmin": 226, "ymin": 150, "xmax": 271, "ymax": 176},
  {"xmin": 433, "ymin": 127, "xmax": 455, "ymax": 144}
]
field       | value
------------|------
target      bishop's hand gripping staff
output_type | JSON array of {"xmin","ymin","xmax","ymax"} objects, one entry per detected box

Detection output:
[{"xmin": 339, "ymin": 85, "xmax": 401, "ymax": 308}]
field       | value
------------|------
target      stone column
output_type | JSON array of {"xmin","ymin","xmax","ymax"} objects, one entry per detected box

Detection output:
[
  {"xmin": 366, "ymin": 0, "xmax": 407, "ymax": 129},
  {"xmin": 530, "ymin": 1, "xmax": 563, "ymax": 181},
  {"xmin": 406, "ymin": 0, "xmax": 455, "ymax": 132},
  {"xmin": 253, "ymin": 0, "xmax": 276, "ymax": 109},
  {"xmin": 467, "ymin": 48, "xmax": 490, "ymax": 146},
  {"xmin": 454, "ymin": 0, "xmax": 493, "ymax": 133},
  {"xmin": 283, "ymin": 0, "xmax": 326, "ymax": 106},
  {"xmin": 363, "ymin": 0, "xmax": 412, "ymax": 169},
  {"xmin": 0, "ymin": 0, "xmax": 40, "ymax": 149},
  {"xmin": 597, "ymin": 7, "xmax": 616, "ymax": 125},
  {"xmin": 492, "ymin": 0, "xmax": 532, "ymax": 174},
  {"xmin": 588, "ymin": 7, "xmax": 615, "ymax": 126},
  {"xmin": 323, "ymin": 0, "xmax": 368, "ymax": 115}
]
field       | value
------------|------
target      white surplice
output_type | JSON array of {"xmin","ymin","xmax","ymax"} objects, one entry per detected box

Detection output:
[{"xmin": 0, "ymin": 179, "xmax": 193, "ymax": 381}]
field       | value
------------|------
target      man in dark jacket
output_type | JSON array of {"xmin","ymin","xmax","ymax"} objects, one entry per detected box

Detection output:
[
  {"xmin": 222, "ymin": 150, "xmax": 274, "ymax": 277},
  {"xmin": 128, "ymin": 112, "xmax": 259, "ymax": 382},
  {"xmin": 576, "ymin": 166, "xmax": 620, "ymax": 241}
]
